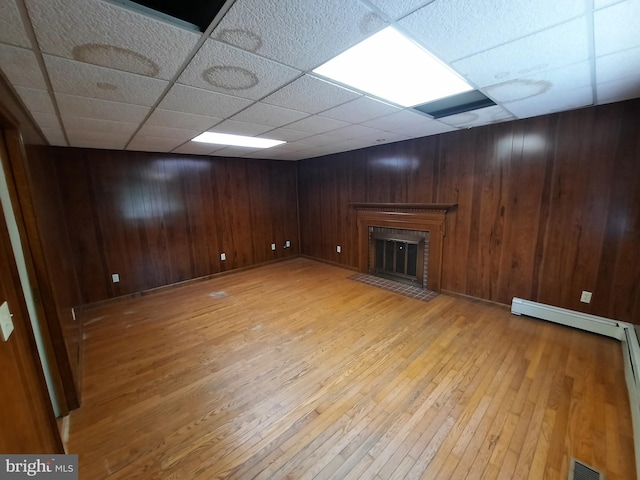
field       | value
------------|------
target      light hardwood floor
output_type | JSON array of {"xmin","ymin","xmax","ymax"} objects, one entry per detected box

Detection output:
[{"xmin": 67, "ymin": 258, "xmax": 635, "ymax": 479}]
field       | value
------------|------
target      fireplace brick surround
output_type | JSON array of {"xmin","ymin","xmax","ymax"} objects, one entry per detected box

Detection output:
[{"xmin": 352, "ymin": 203, "xmax": 456, "ymax": 292}]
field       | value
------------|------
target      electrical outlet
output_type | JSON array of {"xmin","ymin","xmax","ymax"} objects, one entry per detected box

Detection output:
[
  {"xmin": 285, "ymin": 240, "xmax": 291, "ymax": 248},
  {"xmin": 337, "ymin": 245, "xmax": 342, "ymax": 253},
  {"xmin": 112, "ymin": 273, "xmax": 120, "ymax": 283},
  {"xmin": 580, "ymin": 291, "xmax": 592, "ymax": 303},
  {"xmin": 271, "ymin": 243, "xmax": 276, "ymax": 251},
  {"xmin": 220, "ymin": 253, "xmax": 226, "ymax": 261},
  {"xmin": 0, "ymin": 301, "xmax": 14, "ymax": 342}
]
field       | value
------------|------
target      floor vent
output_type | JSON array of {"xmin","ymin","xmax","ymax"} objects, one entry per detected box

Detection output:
[{"xmin": 569, "ymin": 458, "xmax": 604, "ymax": 480}]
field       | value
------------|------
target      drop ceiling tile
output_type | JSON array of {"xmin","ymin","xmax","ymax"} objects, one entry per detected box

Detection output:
[
  {"xmin": 284, "ymin": 115, "xmax": 351, "ymax": 134},
  {"xmin": 40, "ymin": 127, "xmax": 67, "ymax": 146},
  {"xmin": 365, "ymin": 0, "xmax": 434, "ymax": 20},
  {"xmin": 262, "ymin": 75, "xmax": 361, "ymax": 114},
  {"xmin": 501, "ymin": 83, "xmax": 593, "ymax": 119},
  {"xmin": 231, "ymin": 102, "xmax": 309, "ymax": 128},
  {"xmin": 15, "ymin": 87, "xmax": 55, "ymax": 113},
  {"xmin": 257, "ymin": 128, "xmax": 313, "ymax": 142},
  {"xmin": 45, "ymin": 55, "xmax": 168, "ymax": 106},
  {"xmin": 137, "ymin": 125, "xmax": 201, "ymax": 141},
  {"xmin": 319, "ymin": 96, "xmax": 401, "ymax": 123},
  {"xmin": 595, "ymin": 0, "xmax": 640, "ymax": 56},
  {"xmin": 62, "ymin": 116, "xmax": 139, "ymax": 135},
  {"xmin": 438, "ymin": 105, "xmax": 515, "ymax": 128},
  {"xmin": 172, "ymin": 142, "xmax": 218, "ymax": 155},
  {"xmin": 326, "ymin": 124, "xmax": 390, "ymax": 140},
  {"xmin": 246, "ymin": 149, "xmax": 307, "ymax": 161},
  {"xmin": 146, "ymin": 109, "xmax": 222, "ymax": 131},
  {"xmin": 210, "ymin": 146, "xmax": 262, "ymax": 157},
  {"xmin": 594, "ymin": 0, "xmax": 625, "ymax": 8},
  {"xmin": 178, "ymin": 39, "xmax": 302, "ymax": 100},
  {"xmin": 0, "ymin": 45, "xmax": 47, "ymax": 89},
  {"xmin": 127, "ymin": 135, "xmax": 187, "ymax": 152},
  {"xmin": 289, "ymin": 133, "xmax": 345, "ymax": 149},
  {"xmin": 596, "ymin": 46, "xmax": 640, "ymax": 85},
  {"xmin": 66, "ymin": 130, "xmax": 129, "ymax": 149},
  {"xmin": 56, "ymin": 93, "xmax": 151, "ymax": 123},
  {"xmin": 208, "ymin": 119, "xmax": 273, "ymax": 136},
  {"xmin": 597, "ymin": 76, "xmax": 640, "ymax": 104},
  {"xmin": 211, "ymin": 0, "xmax": 386, "ymax": 70},
  {"xmin": 25, "ymin": 0, "xmax": 199, "ymax": 80},
  {"xmin": 368, "ymin": 133, "xmax": 414, "ymax": 145},
  {"xmin": 485, "ymin": 61, "xmax": 592, "ymax": 106},
  {"xmin": 0, "ymin": 0, "xmax": 30, "ymax": 47},
  {"xmin": 31, "ymin": 112, "xmax": 61, "ymax": 129},
  {"xmin": 453, "ymin": 18, "xmax": 589, "ymax": 88},
  {"xmin": 399, "ymin": 0, "xmax": 585, "ymax": 62},
  {"xmin": 158, "ymin": 84, "xmax": 253, "ymax": 118},
  {"xmin": 398, "ymin": 119, "xmax": 458, "ymax": 138},
  {"xmin": 360, "ymin": 109, "xmax": 434, "ymax": 133},
  {"xmin": 300, "ymin": 144, "xmax": 351, "ymax": 159}
]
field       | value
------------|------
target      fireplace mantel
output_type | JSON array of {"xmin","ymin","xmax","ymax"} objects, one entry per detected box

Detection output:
[
  {"xmin": 350, "ymin": 202, "xmax": 456, "ymax": 212},
  {"xmin": 352, "ymin": 203, "xmax": 456, "ymax": 292}
]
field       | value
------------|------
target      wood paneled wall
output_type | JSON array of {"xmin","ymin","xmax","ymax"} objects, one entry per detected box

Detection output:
[
  {"xmin": 22, "ymin": 145, "xmax": 83, "ymax": 408},
  {"xmin": 30, "ymin": 148, "xmax": 299, "ymax": 304},
  {"xmin": 298, "ymin": 99, "xmax": 640, "ymax": 323}
]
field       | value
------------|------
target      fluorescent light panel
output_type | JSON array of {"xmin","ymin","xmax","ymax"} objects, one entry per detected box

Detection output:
[
  {"xmin": 192, "ymin": 132, "xmax": 285, "ymax": 148},
  {"xmin": 313, "ymin": 26, "xmax": 473, "ymax": 107}
]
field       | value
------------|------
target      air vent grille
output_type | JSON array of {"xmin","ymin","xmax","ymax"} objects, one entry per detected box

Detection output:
[{"xmin": 569, "ymin": 458, "xmax": 604, "ymax": 480}]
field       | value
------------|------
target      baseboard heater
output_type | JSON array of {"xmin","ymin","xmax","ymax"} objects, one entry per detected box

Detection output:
[{"xmin": 511, "ymin": 298, "xmax": 640, "ymax": 480}]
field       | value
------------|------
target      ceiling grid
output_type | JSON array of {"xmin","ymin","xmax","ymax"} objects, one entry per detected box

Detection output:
[{"xmin": 0, "ymin": 0, "xmax": 637, "ymax": 160}]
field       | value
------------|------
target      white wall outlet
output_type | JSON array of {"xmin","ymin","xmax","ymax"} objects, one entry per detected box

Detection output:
[
  {"xmin": 0, "ymin": 301, "xmax": 14, "ymax": 342},
  {"xmin": 285, "ymin": 240, "xmax": 291, "ymax": 248},
  {"xmin": 220, "ymin": 253, "xmax": 226, "ymax": 261},
  {"xmin": 271, "ymin": 243, "xmax": 276, "ymax": 251},
  {"xmin": 111, "ymin": 273, "xmax": 120, "ymax": 283},
  {"xmin": 580, "ymin": 291, "xmax": 592, "ymax": 303},
  {"xmin": 337, "ymin": 245, "xmax": 342, "ymax": 253}
]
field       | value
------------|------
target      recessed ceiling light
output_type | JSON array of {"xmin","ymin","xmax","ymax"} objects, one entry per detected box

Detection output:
[
  {"xmin": 192, "ymin": 132, "xmax": 285, "ymax": 149},
  {"xmin": 313, "ymin": 26, "xmax": 474, "ymax": 107}
]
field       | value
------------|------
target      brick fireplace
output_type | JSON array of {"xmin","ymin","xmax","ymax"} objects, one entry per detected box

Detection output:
[{"xmin": 353, "ymin": 203, "xmax": 455, "ymax": 292}]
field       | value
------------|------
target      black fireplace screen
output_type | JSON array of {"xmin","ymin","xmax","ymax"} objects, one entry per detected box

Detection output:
[{"xmin": 372, "ymin": 232, "xmax": 425, "ymax": 286}]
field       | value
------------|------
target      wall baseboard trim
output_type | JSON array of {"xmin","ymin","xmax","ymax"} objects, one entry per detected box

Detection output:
[
  {"xmin": 441, "ymin": 289, "xmax": 511, "ymax": 310},
  {"xmin": 299, "ymin": 254, "xmax": 358, "ymax": 272},
  {"xmin": 511, "ymin": 297, "xmax": 640, "ymax": 479},
  {"xmin": 80, "ymin": 255, "xmax": 300, "ymax": 313}
]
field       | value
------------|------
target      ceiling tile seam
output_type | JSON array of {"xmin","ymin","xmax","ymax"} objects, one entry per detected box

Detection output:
[
  {"xmin": 594, "ymin": 0, "xmax": 626, "ymax": 11},
  {"xmin": 15, "ymin": 0, "xmax": 68, "ymax": 146},
  {"xmin": 294, "ymin": 72, "xmax": 445, "ymax": 125},
  {"xmin": 584, "ymin": 0, "xmax": 599, "ymax": 105},
  {"xmin": 123, "ymin": 0, "xmax": 239, "ymax": 150},
  {"xmin": 356, "ymin": 0, "xmax": 433, "ymax": 23}
]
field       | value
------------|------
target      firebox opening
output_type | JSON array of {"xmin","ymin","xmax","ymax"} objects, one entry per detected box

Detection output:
[{"xmin": 369, "ymin": 228, "xmax": 428, "ymax": 289}]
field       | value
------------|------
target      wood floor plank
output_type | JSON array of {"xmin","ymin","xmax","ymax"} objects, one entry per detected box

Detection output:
[{"xmin": 65, "ymin": 258, "xmax": 636, "ymax": 479}]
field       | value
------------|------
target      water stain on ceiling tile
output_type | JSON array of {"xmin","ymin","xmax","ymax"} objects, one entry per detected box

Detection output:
[
  {"xmin": 202, "ymin": 66, "xmax": 259, "ymax": 90},
  {"xmin": 73, "ymin": 44, "xmax": 160, "ymax": 77},
  {"xmin": 214, "ymin": 29, "xmax": 263, "ymax": 53},
  {"xmin": 486, "ymin": 79, "xmax": 553, "ymax": 103}
]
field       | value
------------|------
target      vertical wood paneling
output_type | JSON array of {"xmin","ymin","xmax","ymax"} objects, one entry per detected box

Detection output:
[
  {"xmin": 21, "ymin": 145, "xmax": 83, "ymax": 409},
  {"xmin": 298, "ymin": 99, "xmax": 640, "ymax": 323},
  {"xmin": 29, "ymin": 149, "xmax": 299, "ymax": 304}
]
